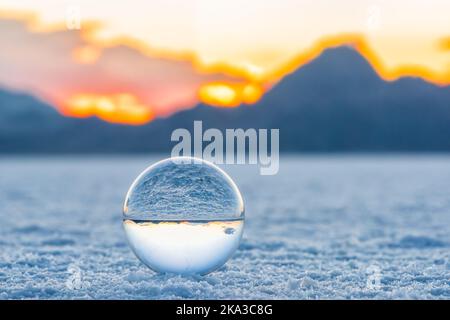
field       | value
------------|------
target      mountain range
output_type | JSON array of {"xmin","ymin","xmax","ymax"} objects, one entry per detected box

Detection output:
[{"xmin": 1, "ymin": 46, "xmax": 449, "ymax": 153}]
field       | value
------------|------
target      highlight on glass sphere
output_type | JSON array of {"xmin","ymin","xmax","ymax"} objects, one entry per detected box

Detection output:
[{"xmin": 123, "ymin": 156, "xmax": 245, "ymax": 275}]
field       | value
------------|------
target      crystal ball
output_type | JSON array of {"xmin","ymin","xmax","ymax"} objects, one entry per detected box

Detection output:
[{"xmin": 123, "ymin": 157, "xmax": 244, "ymax": 275}]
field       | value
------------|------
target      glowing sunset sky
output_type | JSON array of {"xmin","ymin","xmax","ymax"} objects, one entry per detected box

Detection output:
[{"xmin": 0, "ymin": 0, "xmax": 449, "ymax": 124}]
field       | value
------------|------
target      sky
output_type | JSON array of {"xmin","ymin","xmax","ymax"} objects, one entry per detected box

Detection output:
[{"xmin": 0, "ymin": 0, "xmax": 449, "ymax": 124}]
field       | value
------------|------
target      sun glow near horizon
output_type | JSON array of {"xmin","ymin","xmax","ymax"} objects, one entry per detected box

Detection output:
[
  {"xmin": 63, "ymin": 93, "xmax": 154, "ymax": 125},
  {"xmin": 0, "ymin": 1, "xmax": 449, "ymax": 124}
]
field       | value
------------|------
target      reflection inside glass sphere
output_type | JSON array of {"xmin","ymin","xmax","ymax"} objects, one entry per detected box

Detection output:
[{"xmin": 123, "ymin": 157, "xmax": 244, "ymax": 275}]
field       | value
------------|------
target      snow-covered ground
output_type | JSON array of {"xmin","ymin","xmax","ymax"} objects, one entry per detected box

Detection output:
[{"xmin": 0, "ymin": 155, "xmax": 449, "ymax": 299}]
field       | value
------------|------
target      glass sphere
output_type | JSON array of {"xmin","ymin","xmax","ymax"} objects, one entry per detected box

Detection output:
[{"xmin": 123, "ymin": 157, "xmax": 244, "ymax": 275}]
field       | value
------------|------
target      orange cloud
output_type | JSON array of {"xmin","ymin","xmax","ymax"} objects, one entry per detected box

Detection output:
[{"xmin": 72, "ymin": 45, "xmax": 101, "ymax": 64}]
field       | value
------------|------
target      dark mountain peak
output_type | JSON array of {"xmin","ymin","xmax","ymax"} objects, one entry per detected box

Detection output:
[
  {"xmin": 310, "ymin": 45, "xmax": 376, "ymax": 74},
  {"xmin": 277, "ymin": 46, "xmax": 382, "ymax": 90},
  {"xmin": 0, "ymin": 89, "xmax": 57, "ymax": 116},
  {"xmin": 0, "ymin": 88, "xmax": 65, "ymax": 133}
]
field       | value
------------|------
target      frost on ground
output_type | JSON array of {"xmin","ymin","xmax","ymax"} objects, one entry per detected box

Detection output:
[{"xmin": 0, "ymin": 156, "xmax": 449, "ymax": 299}]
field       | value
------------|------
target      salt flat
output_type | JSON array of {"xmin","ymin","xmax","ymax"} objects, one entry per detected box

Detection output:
[{"xmin": 0, "ymin": 155, "xmax": 449, "ymax": 299}]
